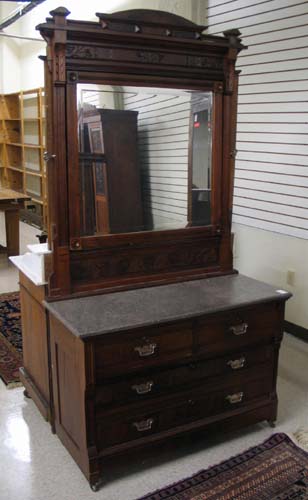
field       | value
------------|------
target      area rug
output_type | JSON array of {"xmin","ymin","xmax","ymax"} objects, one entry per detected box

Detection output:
[
  {"xmin": 0, "ymin": 292, "xmax": 22, "ymax": 388},
  {"xmin": 137, "ymin": 433, "xmax": 308, "ymax": 500}
]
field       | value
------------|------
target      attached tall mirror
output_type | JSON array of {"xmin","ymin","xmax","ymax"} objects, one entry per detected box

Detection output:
[{"xmin": 77, "ymin": 84, "xmax": 213, "ymax": 235}]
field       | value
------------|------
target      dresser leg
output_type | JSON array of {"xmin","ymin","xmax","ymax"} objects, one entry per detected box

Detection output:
[
  {"xmin": 268, "ymin": 420, "xmax": 276, "ymax": 428},
  {"xmin": 23, "ymin": 389, "xmax": 31, "ymax": 399},
  {"xmin": 90, "ymin": 478, "xmax": 104, "ymax": 492}
]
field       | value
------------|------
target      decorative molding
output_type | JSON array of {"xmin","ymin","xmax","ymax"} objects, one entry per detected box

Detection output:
[
  {"xmin": 54, "ymin": 45, "xmax": 66, "ymax": 82},
  {"xmin": 71, "ymin": 242, "xmax": 219, "ymax": 283},
  {"xmin": 186, "ymin": 55, "xmax": 223, "ymax": 70},
  {"xmin": 66, "ymin": 44, "xmax": 223, "ymax": 72},
  {"xmin": 136, "ymin": 51, "xmax": 164, "ymax": 64},
  {"xmin": 66, "ymin": 45, "xmax": 113, "ymax": 60}
]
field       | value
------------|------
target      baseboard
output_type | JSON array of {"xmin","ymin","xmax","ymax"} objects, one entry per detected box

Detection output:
[{"xmin": 284, "ymin": 321, "xmax": 308, "ymax": 343}]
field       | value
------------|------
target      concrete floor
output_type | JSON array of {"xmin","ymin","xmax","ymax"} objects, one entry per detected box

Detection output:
[{"xmin": 0, "ymin": 217, "xmax": 307, "ymax": 500}]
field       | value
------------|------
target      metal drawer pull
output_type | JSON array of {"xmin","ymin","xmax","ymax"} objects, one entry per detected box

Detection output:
[
  {"xmin": 132, "ymin": 381, "xmax": 154, "ymax": 395},
  {"xmin": 133, "ymin": 418, "xmax": 154, "ymax": 432},
  {"xmin": 229, "ymin": 323, "xmax": 248, "ymax": 336},
  {"xmin": 227, "ymin": 357, "xmax": 246, "ymax": 370},
  {"xmin": 226, "ymin": 392, "xmax": 244, "ymax": 404},
  {"xmin": 134, "ymin": 343, "xmax": 157, "ymax": 357}
]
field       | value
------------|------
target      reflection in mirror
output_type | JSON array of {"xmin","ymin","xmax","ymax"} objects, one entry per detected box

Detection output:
[{"xmin": 77, "ymin": 85, "xmax": 212, "ymax": 235}]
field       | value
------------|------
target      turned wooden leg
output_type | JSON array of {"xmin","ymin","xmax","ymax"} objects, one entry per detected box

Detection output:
[{"xmin": 5, "ymin": 208, "xmax": 20, "ymax": 256}]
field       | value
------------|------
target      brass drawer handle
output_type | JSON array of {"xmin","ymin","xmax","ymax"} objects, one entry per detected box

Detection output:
[
  {"xmin": 229, "ymin": 323, "xmax": 248, "ymax": 336},
  {"xmin": 134, "ymin": 343, "xmax": 157, "ymax": 357},
  {"xmin": 227, "ymin": 357, "xmax": 246, "ymax": 370},
  {"xmin": 226, "ymin": 392, "xmax": 244, "ymax": 404},
  {"xmin": 132, "ymin": 381, "xmax": 154, "ymax": 395},
  {"xmin": 133, "ymin": 418, "xmax": 154, "ymax": 432}
]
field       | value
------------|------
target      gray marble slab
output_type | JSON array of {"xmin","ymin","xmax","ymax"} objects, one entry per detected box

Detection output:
[{"xmin": 44, "ymin": 274, "xmax": 292, "ymax": 339}]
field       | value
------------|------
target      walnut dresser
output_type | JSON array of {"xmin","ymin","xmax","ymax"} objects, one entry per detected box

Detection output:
[
  {"xmin": 45, "ymin": 274, "xmax": 291, "ymax": 490},
  {"xmin": 12, "ymin": 7, "xmax": 293, "ymax": 491}
]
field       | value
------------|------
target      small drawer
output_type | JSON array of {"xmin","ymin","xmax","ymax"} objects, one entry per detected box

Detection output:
[
  {"xmin": 96, "ymin": 373, "xmax": 272, "ymax": 450},
  {"xmin": 95, "ymin": 344, "xmax": 274, "ymax": 408},
  {"xmin": 195, "ymin": 303, "xmax": 281, "ymax": 357},
  {"xmin": 94, "ymin": 321, "xmax": 193, "ymax": 378}
]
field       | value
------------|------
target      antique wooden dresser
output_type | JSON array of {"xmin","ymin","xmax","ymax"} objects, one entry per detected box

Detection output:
[{"xmin": 18, "ymin": 8, "xmax": 291, "ymax": 491}]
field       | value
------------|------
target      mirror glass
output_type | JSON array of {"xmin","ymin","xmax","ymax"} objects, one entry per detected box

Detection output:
[{"xmin": 77, "ymin": 84, "xmax": 212, "ymax": 235}]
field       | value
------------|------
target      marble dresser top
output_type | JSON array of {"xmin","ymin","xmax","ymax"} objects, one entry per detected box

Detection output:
[{"xmin": 44, "ymin": 274, "xmax": 291, "ymax": 339}]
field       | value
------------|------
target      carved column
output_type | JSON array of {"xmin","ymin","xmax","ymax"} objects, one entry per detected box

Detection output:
[{"xmin": 47, "ymin": 7, "xmax": 71, "ymax": 296}]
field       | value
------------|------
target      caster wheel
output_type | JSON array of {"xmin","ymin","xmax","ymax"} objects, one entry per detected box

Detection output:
[{"xmin": 23, "ymin": 389, "xmax": 31, "ymax": 399}]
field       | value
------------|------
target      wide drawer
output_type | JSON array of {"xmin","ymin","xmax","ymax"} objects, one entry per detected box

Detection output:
[
  {"xmin": 96, "ymin": 372, "xmax": 272, "ymax": 450},
  {"xmin": 195, "ymin": 302, "xmax": 281, "ymax": 357},
  {"xmin": 95, "ymin": 344, "xmax": 275, "ymax": 408},
  {"xmin": 94, "ymin": 321, "xmax": 193, "ymax": 378}
]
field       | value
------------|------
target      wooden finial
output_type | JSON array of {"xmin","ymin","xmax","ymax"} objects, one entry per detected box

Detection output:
[
  {"xmin": 223, "ymin": 28, "xmax": 242, "ymax": 47},
  {"xmin": 49, "ymin": 6, "xmax": 71, "ymax": 19}
]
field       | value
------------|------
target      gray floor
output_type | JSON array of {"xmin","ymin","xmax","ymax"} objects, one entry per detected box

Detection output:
[{"xmin": 0, "ymin": 218, "xmax": 307, "ymax": 500}]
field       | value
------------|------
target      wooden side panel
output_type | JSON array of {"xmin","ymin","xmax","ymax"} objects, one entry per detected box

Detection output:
[
  {"xmin": 49, "ymin": 314, "xmax": 90, "ymax": 478},
  {"xmin": 19, "ymin": 273, "xmax": 50, "ymax": 417}
]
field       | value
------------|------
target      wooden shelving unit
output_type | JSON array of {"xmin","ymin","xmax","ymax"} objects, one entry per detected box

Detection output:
[{"xmin": 0, "ymin": 88, "xmax": 46, "ymax": 228}]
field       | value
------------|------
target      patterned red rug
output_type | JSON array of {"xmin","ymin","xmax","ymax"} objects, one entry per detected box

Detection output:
[
  {"xmin": 0, "ymin": 292, "xmax": 22, "ymax": 388},
  {"xmin": 137, "ymin": 433, "xmax": 308, "ymax": 500}
]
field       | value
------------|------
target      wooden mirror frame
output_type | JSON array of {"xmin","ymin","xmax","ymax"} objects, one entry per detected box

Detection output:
[{"xmin": 38, "ymin": 7, "xmax": 245, "ymax": 299}]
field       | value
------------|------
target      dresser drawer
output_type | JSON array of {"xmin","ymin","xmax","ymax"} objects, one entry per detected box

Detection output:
[
  {"xmin": 195, "ymin": 302, "xmax": 281, "ymax": 356},
  {"xmin": 96, "ymin": 373, "xmax": 272, "ymax": 450},
  {"xmin": 94, "ymin": 321, "xmax": 193, "ymax": 378},
  {"xmin": 95, "ymin": 344, "xmax": 274, "ymax": 408}
]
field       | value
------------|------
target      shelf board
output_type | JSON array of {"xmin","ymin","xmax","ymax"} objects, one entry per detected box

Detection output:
[
  {"xmin": 25, "ymin": 169, "xmax": 42, "ymax": 177},
  {"xmin": 1, "ymin": 88, "xmax": 46, "ymax": 229},
  {"xmin": 24, "ymin": 144, "xmax": 44, "ymax": 149},
  {"xmin": 27, "ymin": 195, "xmax": 43, "ymax": 204},
  {"xmin": 7, "ymin": 165, "xmax": 23, "ymax": 173}
]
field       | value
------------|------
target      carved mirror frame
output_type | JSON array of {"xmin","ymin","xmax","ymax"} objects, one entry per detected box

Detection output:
[{"xmin": 38, "ymin": 8, "xmax": 244, "ymax": 299}]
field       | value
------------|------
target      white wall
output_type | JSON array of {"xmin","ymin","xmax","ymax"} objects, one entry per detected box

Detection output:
[
  {"xmin": 0, "ymin": 3, "xmax": 22, "ymax": 92},
  {"xmin": 233, "ymin": 224, "xmax": 308, "ymax": 328},
  {"xmin": 207, "ymin": 0, "xmax": 308, "ymax": 328},
  {"xmin": 1, "ymin": 0, "xmax": 204, "ymax": 92}
]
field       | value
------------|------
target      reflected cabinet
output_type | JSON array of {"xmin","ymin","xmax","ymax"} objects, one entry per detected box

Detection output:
[{"xmin": 26, "ymin": 7, "xmax": 292, "ymax": 491}]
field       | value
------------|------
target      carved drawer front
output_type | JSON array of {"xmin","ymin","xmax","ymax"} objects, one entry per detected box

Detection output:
[
  {"xmin": 195, "ymin": 303, "xmax": 281, "ymax": 357},
  {"xmin": 96, "ymin": 372, "xmax": 272, "ymax": 450},
  {"xmin": 94, "ymin": 321, "xmax": 193, "ymax": 378},
  {"xmin": 95, "ymin": 344, "xmax": 274, "ymax": 408}
]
